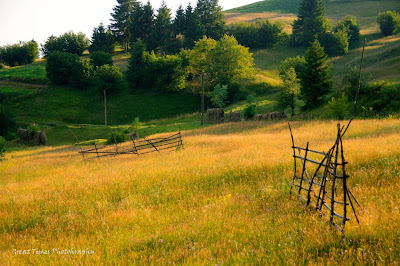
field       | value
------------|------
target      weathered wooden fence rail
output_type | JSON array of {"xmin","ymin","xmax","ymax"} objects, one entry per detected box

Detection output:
[
  {"xmin": 74, "ymin": 130, "xmax": 183, "ymax": 159},
  {"xmin": 288, "ymin": 120, "xmax": 360, "ymax": 232}
]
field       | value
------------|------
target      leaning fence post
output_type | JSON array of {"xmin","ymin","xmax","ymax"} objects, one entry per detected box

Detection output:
[
  {"xmin": 330, "ymin": 124, "xmax": 341, "ymax": 224},
  {"xmin": 94, "ymin": 141, "xmax": 100, "ymax": 158},
  {"xmin": 299, "ymin": 142, "xmax": 309, "ymax": 197},
  {"xmin": 288, "ymin": 123, "xmax": 297, "ymax": 196}
]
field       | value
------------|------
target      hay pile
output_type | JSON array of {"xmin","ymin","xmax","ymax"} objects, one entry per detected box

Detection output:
[
  {"xmin": 18, "ymin": 128, "xmax": 47, "ymax": 145},
  {"xmin": 251, "ymin": 112, "xmax": 288, "ymax": 121},
  {"xmin": 228, "ymin": 111, "xmax": 241, "ymax": 122},
  {"xmin": 206, "ymin": 108, "xmax": 225, "ymax": 123}
]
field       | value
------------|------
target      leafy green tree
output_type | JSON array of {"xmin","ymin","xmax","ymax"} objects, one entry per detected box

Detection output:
[
  {"xmin": 0, "ymin": 40, "xmax": 38, "ymax": 67},
  {"xmin": 42, "ymin": 32, "xmax": 89, "ymax": 57},
  {"xmin": 89, "ymin": 23, "xmax": 116, "ymax": 53},
  {"xmin": 300, "ymin": 39, "xmax": 332, "ymax": 109},
  {"xmin": 290, "ymin": 0, "xmax": 329, "ymax": 47},
  {"xmin": 150, "ymin": 2, "xmax": 173, "ymax": 54},
  {"xmin": 377, "ymin": 11, "xmax": 400, "ymax": 36},
  {"xmin": 110, "ymin": 0, "xmax": 138, "ymax": 51},
  {"xmin": 209, "ymin": 84, "xmax": 228, "ymax": 107},
  {"xmin": 71, "ymin": 59, "xmax": 93, "ymax": 89},
  {"xmin": 94, "ymin": 65, "xmax": 123, "ymax": 94},
  {"xmin": 209, "ymin": 35, "xmax": 255, "ymax": 87},
  {"xmin": 195, "ymin": 0, "xmax": 226, "ymax": 40},
  {"xmin": 278, "ymin": 67, "xmax": 301, "ymax": 116},
  {"xmin": 90, "ymin": 51, "xmax": 113, "ymax": 68},
  {"xmin": 46, "ymin": 51, "xmax": 80, "ymax": 85},
  {"xmin": 189, "ymin": 35, "xmax": 216, "ymax": 74},
  {"xmin": 334, "ymin": 15, "xmax": 360, "ymax": 47},
  {"xmin": 279, "ymin": 56, "xmax": 306, "ymax": 77}
]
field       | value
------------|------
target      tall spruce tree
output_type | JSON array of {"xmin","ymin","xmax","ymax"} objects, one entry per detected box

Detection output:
[
  {"xmin": 290, "ymin": 0, "xmax": 329, "ymax": 47},
  {"xmin": 300, "ymin": 39, "xmax": 332, "ymax": 109},
  {"xmin": 196, "ymin": 0, "xmax": 225, "ymax": 40},
  {"xmin": 89, "ymin": 22, "xmax": 116, "ymax": 53},
  {"xmin": 184, "ymin": 3, "xmax": 203, "ymax": 48},
  {"xmin": 150, "ymin": 2, "xmax": 172, "ymax": 54},
  {"xmin": 173, "ymin": 5, "xmax": 186, "ymax": 36},
  {"xmin": 130, "ymin": 1, "xmax": 154, "ymax": 48},
  {"xmin": 110, "ymin": 0, "xmax": 138, "ymax": 51}
]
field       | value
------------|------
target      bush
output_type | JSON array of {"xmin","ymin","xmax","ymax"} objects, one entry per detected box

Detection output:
[
  {"xmin": 279, "ymin": 56, "xmax": 306, "ymax": 77},
  {"xmin": 107, "ymin": 131, "xmax": 127, "ymax": 144},
  {"xmin": 243, "ymin": 104, "xmax": 256, "ymax": 120},
  {"xmin": 28, "ymin": 123, "xmax": 41, "ymax": 136},
  {"xmin": 42, "ymin": 31, "xmax": 89, "ymax": 57},
  {"xmin": 0, "ymin": 41, "xmax": 38, "ymax": 67},
  {"xmin": 334, "ymin": 15, "xmax": 360, "ymax": 47},
  {"xmin": 0, "ymin": 108, "xmax": 17, "ymax": 140},
  {"xmin": 320, "ymin": 30, "xmax": 349, "ymax": 56},
  {"xmin": 325, "ymin": 93, "xmax": 351, "ymax": 119},
  {"xmin": 90, "ymin": 51, "xmax": 113, "ymax": 68},
  {"xmin": 209, "ymin": 84, "xmax": 228, "ymax": 108},
  {"xmin": 46, "ymin": 51, "xmax": 80, "ymax": 85},
  {"xmin": 0, "ymin": 136, "xmax": 6, "ymax": 157},
  {"xmin": 377, "ymin": 11, "xmax": 400, "ymax": 36},
  {"xmin": 130, "ymin": 117, "xmax": 142, "ymax": 133},
  {"xmin": 94, "ymin": 65, "xmax": 123, "ymax": 94},
  {"xmin": 71, "ymin": 59, "xmax": 94, "ymax": 89}
]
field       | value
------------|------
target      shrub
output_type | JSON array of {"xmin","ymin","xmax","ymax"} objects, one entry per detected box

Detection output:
[
  {"xmin": 42, "ymin": 31, "xmax": 89, "ymax": 57},
  {"xmin": 71, "ymin": 59, "xmax": 94, "ymax": 89},
  {"xmin": 94, "ymin": 65, "xmax": 123, "ymax": 94},
  {"xmin": 377, "ymin": 11, "xmax": 400, "ymax": 36},
  {"xmin": 0, "ymin": 41, "xmax": 38, "ymax": 67},
  {"xmin": 107, "ymin": 131, "xmax": 127, "ymax": 144},
  {"xmin": 325, "ymin": 93, "xmax": 351, "ymax": 120},
  {"xmin": 210, "ymin": 84, "xmax": 228, "ymax": 108},
  {"xmin": 334, "ymin": 15, "xmax": 360, "ymax": 47},
  {"xmin": 28, "ymin": 123, "xmax": 41, "ymax": 136},
  {"xmin": 130, "ymin": 117, "xmax": 142, "ymax": 133},
  {"xmin": 279, "ymin": 56, "xmax": 306, "ymax": 77},
  {"xmin": 0, "ymin": 136, "xmax": 6, "ymax": 157},
  {"xmin": 0, "ymin": 108, "xmax": 17, "ymax": 140},
  {"xmin": 243, "ymin": 104, "xmax": 256, "ymax": 120},
  {"xmin": 320, "ymin": 30, "xmax": 349, "ymax": 56},
  {"xmin": 46, "ymin": 51, "xmax": 80, "ymax": 85},
  {"xmin": 90, "ymin": 51, "xmax": 113, "ymax": 68}
]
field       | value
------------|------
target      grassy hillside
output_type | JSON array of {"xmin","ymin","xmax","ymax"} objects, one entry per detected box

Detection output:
[{"xmin": 1, "ymin": 119, "xmax": 400, "ymax": 264}]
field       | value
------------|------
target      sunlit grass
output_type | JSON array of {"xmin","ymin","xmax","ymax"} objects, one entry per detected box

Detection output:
[{"xmin": 1, "ymin": 119, "xmax": 399, "ymax": 264}]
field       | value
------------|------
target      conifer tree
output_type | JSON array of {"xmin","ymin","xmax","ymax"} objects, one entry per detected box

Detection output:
[
  {"xmin": 184, "ymin": 3, "xmax": 203, "ymax": 48},
  {"xmin": 291, "ymin": 0, "xmax": 329, "ymax": 47},
  {"xmin": 89, "ymin": 23, "xmax": 116, "ymax": 53},
  {"xmin": 130, "ymin": 1, "xmax": 154, "ymax": 48},
  {"xmin": 110, "ymin": 0, "xmax": 138, "ymax": 51},
  {"xmin": 150, "ymin": 2, "xmax": 172, "ymax": 54},
  {"xmin": 173, "ymin": 5, "xmax": 186, "ymax": 36},
  {"xmin": 195, "ymin": 0, "xmax": 225, "ymax": 40},
  {"xmin": 300, "ymin": 39, "xmax": 332, "ymax": 109}
]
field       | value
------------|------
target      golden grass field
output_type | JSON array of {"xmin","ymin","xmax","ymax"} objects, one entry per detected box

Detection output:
[{"xmin": 1, "ymin": 119, "xmax": 400, "ymax": 264}]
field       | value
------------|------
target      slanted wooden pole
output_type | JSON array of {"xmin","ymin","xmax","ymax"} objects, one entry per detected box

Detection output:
[
  {"xmin": 201, "ymin": 72, "xmax": 205, "ymax": 126},
  {"xmin": 353, "ymin": 38, "xmax": 366, "ymax": 117},
  {"xmin": 104, "ymin": 90, "xmax": 107, "ymax": 127}
]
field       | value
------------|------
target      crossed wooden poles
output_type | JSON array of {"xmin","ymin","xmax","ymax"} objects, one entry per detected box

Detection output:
[
  {"xmin": 71, "ymin": 130, "xmax": 183, "ymax": 160},
  {"xmin": 288, "ymin": 120, "xmax": 360, "ymax": 232}
]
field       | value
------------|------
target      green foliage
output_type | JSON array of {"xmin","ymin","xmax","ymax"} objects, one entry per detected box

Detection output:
[
  {"xmin": 278, "ymin": 56, "xmax": 306, "ymax": 77},
  {"xmin": 209, "ymin": 35, "xmax": 255, "ymax": 87},
  {"xmin": 189, "ymin": 36, "xmax": 216, "ymax": 73},
  {"xmin": 130, "ymin": 117, "xmax": 142, "ymax": 132},
  {"xmin": 325, "ymin": 93, "xmax": 351, "ymax": 119},
  {"xmin": 0, "ymin": 136, "xmax": 5, "ymax": 157},
  {"xmin": 106, "ymin": 131, "xmax": 127, "ymax": 144},
  {"xmin": 320, "ymin": 29, "xmax": 349, "ymax": 56},
  {"xmin": 42, "ymin": 31, "xmax": 89, "ymax": 57},
  {"xmin": 0, "ymin": 41, "xmax": 38, "ymax": 67},
  {"xmin": 377, "ymin": 11, "xmax": 400, "ymax": 36},
  {"xmin": 209, "ymin": 84, "xmax": 228, "ymax": 108},
  {"xmin": 130, "ymin": 2, "xmax": 154, "ymax": 49},
  {"xmin": 227, "ymin": 19, "xmax": 286, "ymax": 49},
  {"xmin": 46, "ymin": 51, "xmax": 80, "ymax": 85},
  {"xmin": 278, "ymin": 67, "xmax": 300, "ymax": 116},
  {"xmin": 28, "ymin": 123, "xmax": 41, "ymax": 136},
  {"xmin": 90, "ymin": 51, "xmax": 113, "ymax": 68},
  {"xmin": 358, "ymin": 81, "xmax": 400, "ymax": 114},
  {"xmin": 71, "ymin": 59, "xmax": 94, "ymax": 89},
  {"xmin": 110, "ymin": 0, "xmax": 137, "ymax": 51},
  {"xmin": 0, "ymin": 108, "xmax": 17, "ymax": 141},
  {"xmin": 195, "ymin": 0, "xmax": 226, "ymax": 40},
  {"xmin": 290, "ymin": 0, "xmax": 330, "ymax": 47},
  {"xmin": 94, "ymin": 65, "xmax": 123, "ymax": 94},
  {"xmin": 334, "ymin": 15, "xmax": 360, "ymax": 47},
  {"xmin": 300, "ymin": 39, "xmax": 332, "ymax": 109},
  {"xmin": 127, "ymin": 39, "xmax": 147, "ymax": 91},
  {"xmin": 150, "ymin": 2, "xmax": 173, "ymax": 53},
  {"xmin": 342, "ymin": 65, "xmax": 370, "ymax": 100},
  {"xmin": 243, "ymin": 104, "xmax": 256, "ymax": 120},
  {"xmin": 183, "ymin": 4, "xmax": 203, "ymax": 48},
  {"xmin": 89, "ymin": 23, "xmax": 116, "ymax": 53}
]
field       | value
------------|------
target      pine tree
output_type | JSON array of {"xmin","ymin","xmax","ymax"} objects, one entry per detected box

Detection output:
[
  {"xmin": 89, "ymin": 23, "xmax": 116, "ymax": 53},
  {"xmin": 290, "ymin": 0, "xmax": 329, "ymax": 47},
  {"xmin": 130, "ymin": 1, "xmax": 154, "ymax": 48},
  {"xmin": 300, "ymin": 39, "xmax": 332, "ymax": 109},
  {"xmin": 184, "ymin": 3, "xmax": 203, "ymax": 48},
  {"xmin": 150, "ymin": 2, "xmax": 172, "ymax": 54},
  {"xmin": 127, "ymin": 39, "xmax": 147, "ymax": 90},
  {"xmin": 195, "ymin": 0, "xmax": 225, "ymax": 40},
  {"xmin": 110, "ymin": 0, "xmax": 138, "ymax": 52},
  {"xmin": 173, "ymin": 5, "xmax": 186, "ymax": 36}
]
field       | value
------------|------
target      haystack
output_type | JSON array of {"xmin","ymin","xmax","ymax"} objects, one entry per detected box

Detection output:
[
  {"xmin": 18, "ymin": 128, "xmax": 30, "ymax": 141},
  {"xmin": 228, "ymin": 111, "xmax": 241, "ymax": 122},
  {"xmin": 253, "ymin": 114, "xmax": 262, "ymax": 121},
  {"xmin": 206, "ymin": 108, "xmax": 224, "ymax": 123},
  {"xmin": 33, "ymin": 131, "xmax": 47, "ymax": 145}
]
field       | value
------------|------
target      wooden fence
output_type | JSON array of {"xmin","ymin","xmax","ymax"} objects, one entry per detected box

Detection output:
[
  {"xmin": 288, "ymin": 120, "xmax": 360, "ymax": 232},
  {"xmin": 73, "ymin": 130, "xmax": 183, "ymax": 160}
]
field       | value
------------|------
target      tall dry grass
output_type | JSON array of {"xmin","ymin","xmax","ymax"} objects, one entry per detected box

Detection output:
[{"xmin": 1, "ymin": 119, "xmax": 399, "ymax": 264}]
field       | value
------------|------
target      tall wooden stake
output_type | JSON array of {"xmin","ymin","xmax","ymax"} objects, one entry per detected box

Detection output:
[
  {"xmin": 104, "ymin": 90, "xmax": 107, "ymax": 127},
  {"xmin": 201, "ymin": 72, "xmax": 205, "ymax": 126},
  {"xmin": 353, "ymin": 38, "xmax": 366, "ymax": 117}
]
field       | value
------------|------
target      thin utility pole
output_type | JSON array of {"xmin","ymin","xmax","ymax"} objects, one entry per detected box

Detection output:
[
  {"xmin": 353, "ymin": 38, "xmax": 366, "ymax": 117},
  {"xmin": 104, "ymin": 90, "xmax": 107, "ymax": 127},
  {"xmin": 201, "ymin": 72, "xmax": 204, "ymax": 125}
]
